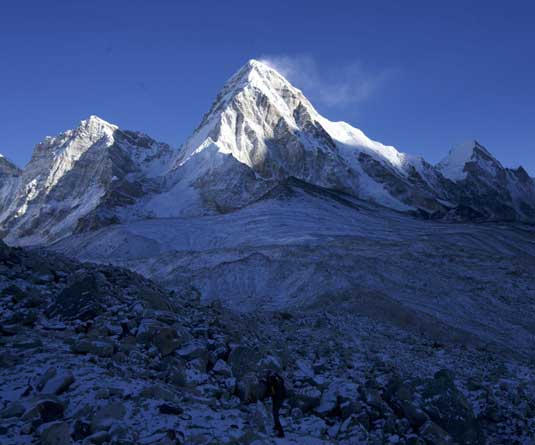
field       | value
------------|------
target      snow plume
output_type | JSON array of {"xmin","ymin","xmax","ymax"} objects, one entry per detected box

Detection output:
[{"xmin": 259, "ymin": 54, "xmax": 394, "ymax": 108}]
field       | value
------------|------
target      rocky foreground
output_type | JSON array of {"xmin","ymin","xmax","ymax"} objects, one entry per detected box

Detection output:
[{"xmin": 1, "ymin": 240, "xmax": 534, "ymax": 444}]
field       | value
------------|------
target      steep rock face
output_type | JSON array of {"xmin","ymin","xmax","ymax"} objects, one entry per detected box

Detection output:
[
  {"xmin": 0, "ymin": 116, "xmax": 173, "ymax": 245},
  {"xmin": 0, "ymin": 155, "xmax": 22, "ymax": 222},
  {"xmin": 438, "ymin": 140, "xmax": 535, "ymax": 221}
]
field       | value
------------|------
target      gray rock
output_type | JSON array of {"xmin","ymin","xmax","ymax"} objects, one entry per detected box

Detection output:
[
  {"xmin": 46, "ymin": 273, "xmax": 108, "ymax": 321},
  {"xmin": 22, "ymin": 399, "xmax": 64, "ymax": 423},
  {"xmin": 212, "ymin": 359, "xmax": 232, "ymax": 377},
  {"xmin": 176, "ymin": 340, "xmax": 207, "ymax": 361},
  {"xmin": 316, "ymin": 380, "xmax": 359, "ymax": 417},
  {"xmin": 135, "ymin": 318, "xmax": 165, "ymax": 344},
  {"xmin": 421, "ymin": 370, "xmax": 486, "ymax": 445},
  {"xmin": 138, "ymin": 429, "xmax": 182, "ymax": 445},
  {"xmin": 0, "ymin": 351, "xmax": 18, "ymax": 368},
  {"xmin": 140, "ymin": 384, "xmax": 176, "ymax": 402},
  {"xmin": 257, "ymin": 355, "xmax": 283, "ymax": 373},
  {"xmin": 295, "ymin": 358, "xmax": 315, "ymax": 379},
  {"xmin": 0, "ymin": 401, "xmax": 25, "ymax": 418},
  {"xmin": 91, "ymin": 402, "xmax": 126, "ymax": 432},
  {"xmin": 72, "ymin": 340, "xmax": 114, "ymax": 358},
  {"xmin": 39, "ymin": 421, "xmax": 72, "ymax": 445},
  {"xmin": 419, "ymin": 420, "xmax": 455, "ymax": 445},
  {"xmin": 401, "ymin": 401, "xmax": 430, "ymax": 429},
  {"xmin": 165, "ymin": 360, "xmax": 188, "ymax": 387},
  {"xmin": 73, "ymin": 419, "xmax": 92, "ymax": 441},
  {"xmin": 1, "ymin": 284, "xmax": 27, "ymax": 303},
  {"xmin": 316, "ymin": 386, "xmax": 337, "ymax": 417},
  {"xmin": 12, "ymin": 338, "xmax": 43, "ymax": 349},
  {"xmin": 83, "ymin": 431, "xmax": 109, "ymax": 445},
  {"xmin": 208, "ymin": 345, "xmax": 228, "ymax": 366},
  {"xmin": 37, "ymin": 367, "xmax": 58, "ymax": 391},
  {"xmin": 42, "ymin": 371, "xmax": 75, "ymax": 395},
  {"xmin": 406, "ymin": 435, "xmax": 426, "ymax": 445},
  {"xmin": 290, "ymin": 386, "xmax": 322, "ymax": 413},
  {"xmin": 339, "ymin": 400, "xmax": 365, "ymax": 420},
  {"xmin": 153, "ymin": 327, "xmax": 181, "ymax": 356},
  {"xmin": 158, "ymin": 403, "xmax": 183, "ymax": 415},
  {"xmin": 228, "ymin": 345, "xmax": 261, "ymax": 379}
]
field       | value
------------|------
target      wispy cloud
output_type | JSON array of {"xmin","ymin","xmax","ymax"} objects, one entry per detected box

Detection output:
[{"xmin": 259, "ymin": 55, "xmax": 395, "ymax": 108}]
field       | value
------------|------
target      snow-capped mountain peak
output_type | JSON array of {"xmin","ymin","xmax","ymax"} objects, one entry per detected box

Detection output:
[
  {"xmin": 437, "ymin": 139, "xmax": 500, "ymax": 181},
  {"xmin": 174, "ymin": 59, "xmax": 318, "ymax": 168},
  {"xmin": 37, "ymin": 116, "xmax": 119, "ymax": 192},
  {"xmin": 40, "ymin": 115, "xmax": 117, "ymax": 155},
  {"xmin": 217, "ymin": 59, "xmax": 311, "ymax": 113},
  {"xmin": 166, "ymin": 59, "xmax": 447, "ymax": 215},
  {"xmin": 0, "ymin": 117, "xmax": 174, "ymax": 245},
  {"xmin": 78, "ymin": 114, "xmax": 118, "ymax": 138}
]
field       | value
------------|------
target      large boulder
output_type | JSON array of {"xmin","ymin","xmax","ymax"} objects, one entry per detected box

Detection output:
[
  {"xmin": 421, "ymin": 370, "xmax": 485, "ymax": 445},
  {"xmin": 153, "ymin": 327, "xmax": 182, "ymax": 357},
  {"xmin": 1, "ymin": 284, "xmax": 27, "ymax": 303},
  {"xmin": 91, "ymin": 402, "xmax": 126, "ymax": 432},
  {"xmin": 22, "ymin": 399, "xmax": 64, "ymax": 424},
  {"xmin": 139, "ymin": 385, "xmax": 177, "ymax": 402},
  {"xmin": 46, "ymin": 272, "xmax": 109, "ymax": 321},
  {"xmin": 0, "ymin": 401, "xmax": 25, "ymax": 419},
  {"xmin": 39, "ymin": 421, "xmax": 72, "ymax": 445},
  {"xmin": 228, "ymin": 345, "xmax": 261, "ymax": 379},
  {"xmin": 419, "ymin": 420, "xmax": 455, "ymax": 445},
  {"xmin": 289, "ymin": 386, "xmax": 322, "ymax": 414},
  {"xmin": 71, "ymin": 340, "xmax": 114, "ymax": 358},
  {"xmin": 176, "ymin": 340, "xmax": 207, "ymax": 361},
  {"xmin": 384, "ymin": 377, "xmax": 429, "ymax": 429},
  {"xmin": 212, "ymin": 359, "xmax": 232, "ymax": 377},
  {"xmin": 41, "ymin": 371, "xmax": 75, "ymax": 395},
  {"xmin": 316, "ymin": 380, "xmax": 359, "ymax": 418}
]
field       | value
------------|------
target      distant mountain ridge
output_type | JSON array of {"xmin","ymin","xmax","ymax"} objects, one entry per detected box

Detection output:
[{"xmin": 1, "ymin": 59, "xmax": 534, "ymax": 245}]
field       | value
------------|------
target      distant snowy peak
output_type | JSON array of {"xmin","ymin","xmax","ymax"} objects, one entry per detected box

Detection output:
[
  {"xmin": 436, "ymin": 140, "xmax": 535, "ymax": 221},
  {"xmin": 437, "ymin": 140, "xmax": 502, "ymax": 181},
  {"xmin": 0, "ymin": 117, "xmax": 174, "ymax": 245},
  {"xmin": 28, "ymin": 116, "xmax": 119, "ymax": 194},
  {"xmin": 29, "ymin": 115, "xmax": 173, "ymax": 187}
]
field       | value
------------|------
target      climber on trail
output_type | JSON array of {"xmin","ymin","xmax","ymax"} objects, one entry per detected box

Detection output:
[{"xmin": 263, "ymin": 371, "xmax": 287, "ymax": 438}]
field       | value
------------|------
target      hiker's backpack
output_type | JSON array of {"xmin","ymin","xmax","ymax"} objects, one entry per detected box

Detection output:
[{"xmin": 267, "ymin": 373, "xmax": 287, "ymax": 400}]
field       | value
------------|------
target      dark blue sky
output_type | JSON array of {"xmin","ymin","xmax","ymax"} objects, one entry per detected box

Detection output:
[{"xmin": 2, "ymin": 1, "xmax": 534, "ymax": 173}]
